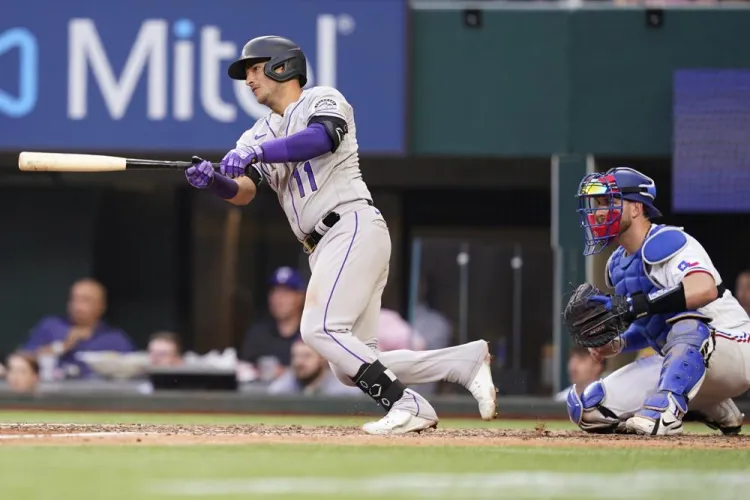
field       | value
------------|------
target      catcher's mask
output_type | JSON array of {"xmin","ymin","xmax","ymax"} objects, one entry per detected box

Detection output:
[{"xmin": 576, "ymin": 167, "xmax": 662, "ymax": 256}]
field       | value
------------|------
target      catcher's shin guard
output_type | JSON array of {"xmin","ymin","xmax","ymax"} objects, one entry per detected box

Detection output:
[
  {"xmin": 567, "ymin": 381, "xmax": 622, "ymax": 433},
  {"xmin": 627, "ymin": 318, "xmax": 715, "ymax": 436}
]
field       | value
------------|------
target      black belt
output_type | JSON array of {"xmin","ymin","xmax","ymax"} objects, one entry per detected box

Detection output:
[{"xmin": 302, "ymin": 200, "xmax": 373, "ymax": 254}]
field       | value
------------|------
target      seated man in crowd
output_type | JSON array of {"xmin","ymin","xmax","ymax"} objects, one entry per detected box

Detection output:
[
  {"xmin": 268, "ymin": 339, "xmax": 362, "ymax": 397},
  {"xmin": 147, "ymin": 331, "xmax": 184, "ymax": 368},
  {"xmin": 240, "ymin": 267, "xmax": 305, "ymax": 381},
  {"xmin": 22, "ymin": 278, "xmax": 135, "ymax": 379},
  {"xmin": 4, "ymin": 352, "xmax": 40, "ymax": 394},
  {"xmin": 555, "ymin": 345, "xmax": 605, "ymax": 402}
]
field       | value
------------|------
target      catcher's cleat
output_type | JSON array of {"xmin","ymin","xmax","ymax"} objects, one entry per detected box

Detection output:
[
  {"xmin": 625, "ymin": 392, "xmax": 685, "ymax": 436},
  {"xmin": 466, "ymin": 340, "xmax": 499, "ymax": 421},
  {"xmin": 626, "ymin": 415, "xmax": 684, "ymax": 436},
  {"xmin": 685, "ymin": 399, "xmax": 744, "ymax": 436},
  {"xmin": 362, "ymin": 389, "xmax": 439, "ymax": 436}
]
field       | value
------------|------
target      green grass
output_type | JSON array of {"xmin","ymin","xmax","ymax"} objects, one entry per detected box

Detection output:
[{"xmin": 0, "ymin": 410, "xmax": 745, "ymax": 500}]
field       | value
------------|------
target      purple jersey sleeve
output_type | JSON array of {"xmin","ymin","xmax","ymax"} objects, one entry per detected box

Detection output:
[
  {"xmin": 260, "ymin": 123, "xmax": 333, "ymax": 164},
  {"xmin": 22, "ymin": 317, "xmax": 68, "ymax": 351}
]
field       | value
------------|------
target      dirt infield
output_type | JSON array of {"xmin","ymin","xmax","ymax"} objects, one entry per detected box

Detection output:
[{"xmin": 0, "ymin": 423, "xmax": 749, "ymax": 449}]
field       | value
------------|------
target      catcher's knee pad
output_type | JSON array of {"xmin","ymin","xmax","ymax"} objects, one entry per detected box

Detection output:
[
  {"xmin": 567, "ymin": 381, "xmax": 621, "ymax": 433},
  {"xmin": 659, "ymin": 318, "xmax": 715, "ymax": 403}
]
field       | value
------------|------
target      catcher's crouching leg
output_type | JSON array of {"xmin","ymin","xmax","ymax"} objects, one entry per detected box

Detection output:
[
  {"xmin": 567, "ymin": 381, "xmax": 624, "ymax": 433},
  {"xmin": 626, "ymin": 318, "xmax": 716, "ymax": 436}
]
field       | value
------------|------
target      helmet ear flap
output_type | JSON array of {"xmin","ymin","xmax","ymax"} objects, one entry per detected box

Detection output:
[{"xmin": 263, "ymin": 49, "xmax": 307, "ymax": 87}]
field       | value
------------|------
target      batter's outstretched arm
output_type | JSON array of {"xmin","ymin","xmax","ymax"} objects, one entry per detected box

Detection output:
[
  {"xmin": 259, "ymin": 122, "xmax": 339, "ymax": 163},
  {"xmin": 219, "ymin": 121, "xmax": 341, "ymax": 180},
  {"xmin": 225, "ymin": 176, "xmax": 257, "ymax": 206}
]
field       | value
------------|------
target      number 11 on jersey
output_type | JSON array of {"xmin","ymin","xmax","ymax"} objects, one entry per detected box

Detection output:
[{"xmin": 292, "ymin": 161, "xmax": 318, "ymax": 198}]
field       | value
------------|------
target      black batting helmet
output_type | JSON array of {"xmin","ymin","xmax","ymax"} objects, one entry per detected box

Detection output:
[{"xmin": 228, "ymin": 36, "xmax": 307, "ymax": 87}]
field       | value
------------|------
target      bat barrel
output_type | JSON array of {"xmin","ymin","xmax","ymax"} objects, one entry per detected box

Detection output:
[
  {"xmin": 18, "ymin": 152, "xmax": 194, "ymax": 172},
  {"xmin": 18, "ymin": 152, "xmax": 127, "ymax": 172}
]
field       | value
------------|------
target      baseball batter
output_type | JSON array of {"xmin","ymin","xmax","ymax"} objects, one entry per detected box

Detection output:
[
  {"xmin": 566, "ymin": 166, "xmax": 750, "ymax": 436},
  {"xmin": 184, "ymin": 36, "xmax": 497, "ymax": 435}
]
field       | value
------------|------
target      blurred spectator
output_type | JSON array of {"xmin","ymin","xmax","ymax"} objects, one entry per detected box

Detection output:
[
  {"xmin": 378, "ymin": 309, "xmax": 426, "ymax": 351},
  {"xmin": 734, "ymin": 270, "xmax": 750, "ymax": 316},
  {"xmin": 554, "ymin": 345, "xmax": 604, "ymax": 401},
  {"xmin": 378, "ymin": 308, "xmax": 435, "ymax": 394},
  {"xmin": 21, "ymin": 278, "xmax": 135, "ymax": 379},
  {"xmin": 267, "ymin": 340, "xmax": 361, "ymax": 397},
  {"xmin": 411, "ymin": 276, "xmax": 452, "ymax": 351},
  {"xmin": 5, "ymin": 352, "xmax": 40, "ymax": 394},
  {"xmin": 239, "ymin": 267, "xmax": 305, "ymax": 381},
  {"xmin": 148, "ymin": 331, "xmax": 184, "ymax": 367}
]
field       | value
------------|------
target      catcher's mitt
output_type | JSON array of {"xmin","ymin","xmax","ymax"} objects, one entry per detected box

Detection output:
[{"xmin": 563, "ymin": 283, "xmax": 630, "ymax": 348}]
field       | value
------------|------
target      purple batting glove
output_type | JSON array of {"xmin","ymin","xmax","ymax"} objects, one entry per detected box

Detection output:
[
  {"xmin": 185, "ymin": 158, "xmax": 215, "ymax": 189},
  {"xmin": 219, "ymin": 145, "xmax": 264, "ymax": 178}
]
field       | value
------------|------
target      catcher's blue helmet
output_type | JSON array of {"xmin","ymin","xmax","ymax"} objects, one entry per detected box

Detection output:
[{"xmin": 576, "ymin": 166, "xmax": 662, "ymax": 256}]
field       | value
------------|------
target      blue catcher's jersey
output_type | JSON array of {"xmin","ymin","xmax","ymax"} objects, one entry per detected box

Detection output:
[{"xmin": 607, "ymin": 225, "xmax": 672, "ymax": 353}]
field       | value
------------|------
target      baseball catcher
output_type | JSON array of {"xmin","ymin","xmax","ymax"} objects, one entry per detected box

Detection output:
[{"xmin": 564, "ymin": 166, "xmax": 749, "ymax": 436}]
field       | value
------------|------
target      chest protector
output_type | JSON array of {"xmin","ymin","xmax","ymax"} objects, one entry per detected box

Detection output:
[{"xmin": 606, "ymin": 224, "xmax": 676, "ymax": 353}]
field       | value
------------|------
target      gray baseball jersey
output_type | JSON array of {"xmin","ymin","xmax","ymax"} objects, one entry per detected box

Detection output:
[
  {"xmin": 236, "ymin": 86, "xmax": 373, "ymax": 242},
  {"xmin": 234, "ymin": 86, "xmax": 488, "ymax": 400}
]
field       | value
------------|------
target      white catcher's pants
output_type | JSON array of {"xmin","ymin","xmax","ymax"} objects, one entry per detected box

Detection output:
[{"xmin": 600, "ymin": 328, "xmax": 750, "ymax": 418}]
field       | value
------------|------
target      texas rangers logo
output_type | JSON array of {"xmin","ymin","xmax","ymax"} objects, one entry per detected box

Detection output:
[{"xmin": 677, "ymin": 260, "xmax": 700, "ymax": 272}]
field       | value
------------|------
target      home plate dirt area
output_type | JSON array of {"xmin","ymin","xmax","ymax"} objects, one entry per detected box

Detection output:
[{"xmin": 1, "ymin": 423, "xmax": 749, "ymax": 449}]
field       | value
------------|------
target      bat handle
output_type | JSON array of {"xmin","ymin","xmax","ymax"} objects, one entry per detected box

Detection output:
[
  {"xmin": 191, "ymin": 156, "xmax": 221, "ymax": 172},
  {"xmin": 244, "ymin": 164, "xmax": 263, "ymax": 184},
  {"xmin": 191, "ymin": 156, "xmax": 259, "ymax": 182}
]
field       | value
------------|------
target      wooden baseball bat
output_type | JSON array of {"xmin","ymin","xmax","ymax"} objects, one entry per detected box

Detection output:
[{"xmin": 18, "ymin": 152, "xmax": 193, "ymax": 172}]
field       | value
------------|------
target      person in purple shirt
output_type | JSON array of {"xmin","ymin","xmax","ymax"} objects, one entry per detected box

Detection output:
[{"xmin": 22, "ymin": 278, "xmax": 135, "ymax": 379}]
